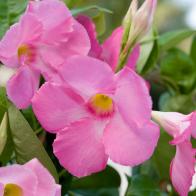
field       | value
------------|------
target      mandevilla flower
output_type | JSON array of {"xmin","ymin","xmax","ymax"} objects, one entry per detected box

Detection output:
[
  {"xmin": 77, "ymin": 15, "xmax": 140, "ymax": 72},
  {"xmin": 152, "ymin": 111, "xmax": 196, "ymax": 196},
  {"xmin": 32, "ymin": 55, "xmax": 160, "ymax": 177},
  {"xmin": 0, "ymin": 0, "xmax": 90, "ymax": 109},
  {"xmin": 0, "ymin": 158, "xmax": 61, "ymax": 196}
]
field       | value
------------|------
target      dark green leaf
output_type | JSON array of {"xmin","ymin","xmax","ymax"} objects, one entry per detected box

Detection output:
[
  {"xmin": 151, "ymin": 130, "xmax": 175, "ymax": 181},
  {"xmin": 126, "ymin": 175, "xmax": 162, "ymax": 196},
  {"xmin": 0, "ymin": 87, "xmax": 8, "ymax": 122},
  {"xmin": 159, "ymin": 92, "xmax": 196, "ymax": 114},
  {"xmin": 141, "ymin": 31, "xmax": 159, "ymax": 75},
  {"xmin": 8, "ymin": 104, "xmax": 59, "ymax": 182},
  {"xmin": 190, "ymin": 36, "xmax": 196, "ymax": 64},
  {"xmin": 0, "ymin": 113, "xmax": 8, "ymax": 154},
  {"xmin": 0, "ymin": 0, "xmax": 28, "ymax": 38},
  {"xmin": 71, "ymin": 166, "xmax": 121, "ymax": 189},
  {"xmin": 71, "ymin": 5, "xmax": 112, "ymax": 16},
  {"xmin": 159, "ymin": 29, "xmax": 196, "ymax": 51},
  {"xmin": 160, "ymin": 48, "xmax": 196, "ymax": 94}
]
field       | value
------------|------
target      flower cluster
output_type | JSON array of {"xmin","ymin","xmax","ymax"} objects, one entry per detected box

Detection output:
[{"xmin": 0, "ymin": 0, "xmax": 195, "ymax": 196}]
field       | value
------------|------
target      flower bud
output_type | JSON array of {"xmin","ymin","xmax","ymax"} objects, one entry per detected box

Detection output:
[{"xmin": 126, "ymin": 0, "xmax": 157, "ymax": 47}]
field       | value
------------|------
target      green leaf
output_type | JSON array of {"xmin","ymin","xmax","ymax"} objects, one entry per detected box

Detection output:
[
  {"xmin": 160, "ymin": 48, "xmax": 196, "ymax": 94},
  {"xmin": 0, "ymin": 87, "xmax": 8, "ymax": 122},
  {"xmin": 0, "ymin": 0, "xmax": 28, "ymax": 38},
  {"xmin": 140, "ymin": 31, "xmax": 159, "ymax": 75},
  {"xmin": 159, "ymin": 92, "xmax": 196, "ymax": 114},
  {"xmin": 151, "ymin": 130, "xmax": 175, "ymax": 181},
  {"xmin": 71, "ymin": 5, "xmax": 112, "ymax": 16},
  {"xmin": 126, "ymin": 175, "xmax": 162, "ymax": 196},
  {"xmin": 159, "ymin": 29, "xmax": 196, "ymax": 51},
  {"xmin": 137, "ymin": 30, "xmax": 155, "ymax": 73},
  {"xmin": 8, "ymin": 104, "xmax": 59, "ymax": 182},
  {"xmin": 92, "ymin": 12, "xmax": 106, "ymax": 36},
  {"xmin": 190, "ymin": 36, "xmax": 196, "ymax": 64},
  {"xmin": 71, "ymin": 166, "xmax": 121, "ymax": 189},
  {"xmin": 0, "ymin": 113, "xmax": 8, "ymax": 155}
]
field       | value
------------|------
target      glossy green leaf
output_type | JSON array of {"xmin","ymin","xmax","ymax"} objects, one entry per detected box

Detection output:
[
  {"xmin": 92, "ymin": 11, "xmax": 106, "ymax": 36},
  {"xmin": 160, "ymin": 48, "xmax": 196, "ymax": 94},
  {"xmin": 71, "ymin": 166, "xmax": 121, "ymax": 189},
  {"xmin": 8, "ymin": 104, "xmax": 59, "ymax": 182},
  {"xmin": 159, "ymin": 92, "xmax": 196, "ymax": 114},
  {"xmin": 190, "ymin": 36, "xmax": 196, "ymax": 64},
  {"xmin": 71, "ymin": 5, "xmax": 112, "ymax": 16},
  {"xmin": 0, "ymin": 87, "xmax": 8, "ymax": 122},
  {"xmin": 0, "ymin": 0, "xmax": 28, "ymax": 38},
  {"xmin": 151, "ymin": 130, "xmax": 175, "ymax": 181},
  {"xmin": 137, "ymin": 30, "xmax": 155, "ymax": 73},
  {"xmin": 0, "ymin": 113, "xmax": 8, "ymax": 155},
  {"xmin": 140, "ymin": 31, "xmax": 159, "ymax": 75},
  {"xmin": 126, "ymin": 175, "xmax": 162, "ymax": 196},
  {"xmin": 159, "ymin": 29, "xmax": 196, "ymax": 51}
]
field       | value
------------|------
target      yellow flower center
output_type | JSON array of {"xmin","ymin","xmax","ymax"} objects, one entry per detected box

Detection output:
[
  {"xmin": 3, "ymin": 184, "xmax": 23, "ymax": 196},
  {"xmin": 88, "ymin": 94, "xmax": 114, "ymax": 117},
  {"xmin": 17, "ymin": 44, "xmax": 35, "ymax": 64}
]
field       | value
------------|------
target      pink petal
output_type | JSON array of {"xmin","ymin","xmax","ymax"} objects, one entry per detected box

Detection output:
[
  {"xmin": 0, "ymin": 164, "xmax": 37, "ymax": 196},
  {"xmin": 0, "ymin": 13, "xmax": 42, "ymax": 68},
  {"xmin": 191, "ymin": 112, "xmax": 196, "ymax": 139},
  {"xmin": 25, "ymin": 158, "xmax": 60, "ymax": 196},
  {"xmin": 63, "ymin": 20, "xmax": 91, "ymax": 56},
  {"xmin": 170, "ymin": 141, "xmax": 195, "ymax": 196},
  {"xmin": 101, "ymin": 27, "xmax": 123, "ymax": 71},
  {"xmin": 53, "ymin": 118, "xmax": 108, "ymax": 177},
  {"xmin": 27, "ymin": 0, "xmax": 71, "ymax": 31},
  {"xmin": 103, "ymin": 113, "xmax": 159, "ymax": 166},
  {"xmin": 55, "ymin": 185, "xmax": 61, "ymax": 196},
  {"xmin": 6, "ymin": 66, "xmax": 40, "ymax": 109},
  {"xmin": 151, "ymin": 111, "xmax": 193, "ymax": 144},
  {"xmin": 77, "ymin": 15, "xmax": 102, "ymax": 58},
  {"xmin": 115, "ymin": 67, "xmax": 152, "ymax": 126},
  {"xmin": 0, "ymin": 24, "xmax": 20, "ymax": 67},
  {"xmin": 59, "ymin": 56, "xmax": 115, "ymax": 99},
  {"xmin": 126, "ymin": 44, "xmax": 140, "ymax": 70},
  {"xmin": 0, "ymin": 183, "xmax": 4, "ymax": 195},
  {"xmin": 32, "ymin": 82, "xmax": 88, "ymax": 133}
]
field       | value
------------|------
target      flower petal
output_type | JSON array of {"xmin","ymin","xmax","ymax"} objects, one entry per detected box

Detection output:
[
  {"xmin": 101, "ymin": 27, "xmax": 123, "ymax": 70},
  {"xmin": 126, "ymin": 44, "xmax": 140, "ymax": 70},
  {"xmin": 0, "ymin": 183, "xmax": 4, "ymax": 195},
  {"xmin": 151, "ymin": 111, "xmax": 193, "ymax": 144},
  {"xmin": 32, "ymin": 82, "xmax": 88, "ymax": 133},
  {"xmin": 6, "ymin": 66, "xmax": 40, "ymax": 109},
  {"xmin": 53, "ymin": 118, "xmax": 108, "ymax": 177},
  {"xmin": 170, "ymin": 141, "xmax": 195, "ymax": 196},
  {"xmin": 191, "ymin": 112, "xmax": 196, "ymax": 139},
  {"xmin": 59, "ymin": 56, "xmax": 115, "ymax": 99},
  {"xmin": 25, "ymin": 158, "xmax": 60, "ymax": 196},
  {"xmin": 103, "ymin": 113, "xmax": 159, "ymax": 166},
  {"xmin": 0, "ymin": 164, "xmax": 37, "ymax": 196},
  {"xmin": 115, "ymin": 67, "xmax": 152, "ymax": 126},
  {"xmin": 77, "ymin": 15, "xmax": 102, "ymax": 58}
]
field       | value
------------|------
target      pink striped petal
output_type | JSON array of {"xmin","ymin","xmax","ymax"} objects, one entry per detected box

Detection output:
[
  {"xmin": 103, "ymin": 113, "xmax": 159, "ymax": 166},
  {"xmin": 25, "ymin": 158, "xmax": 60, "ymax": 196},
  {"xmin": 32, "ymin": 82, "xmax": 88, "ymax": 133},
  {"xmin": 59, "ymin": 56, "xmax": 115, "ymax": 99},
  {"xmin": 115, "ymin": 67, "xmax": 152, "ymax": 126},
  {"xmin": 6, "ymin": 66, "xmax": 40, "ymax": 109},
  {"xmin": 53, "ymin": 118, "xmax": 108, "ymax": 177},
  {"xmin": 77, "ymin": 15, "xmax": 102, "ymax": 58}
]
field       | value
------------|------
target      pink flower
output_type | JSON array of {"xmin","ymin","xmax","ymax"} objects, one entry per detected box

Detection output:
[
  {"xmin": 32, "ymin": 56, "xmax": 160, "ymax": 177},
  {"xmin": 77, "ymin": 15, "xmax": 140, "ymax": 71},
  {"xmin": 0, "ymin": 158, "xmax": 61, "ymax": 196},
  {"xmin": 152, "ymin": 111, "xmax": 196, "ymax": 196},
  {"xmin": 0, "ymin": 0, "xmax": 90, "ymax": 109}
]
